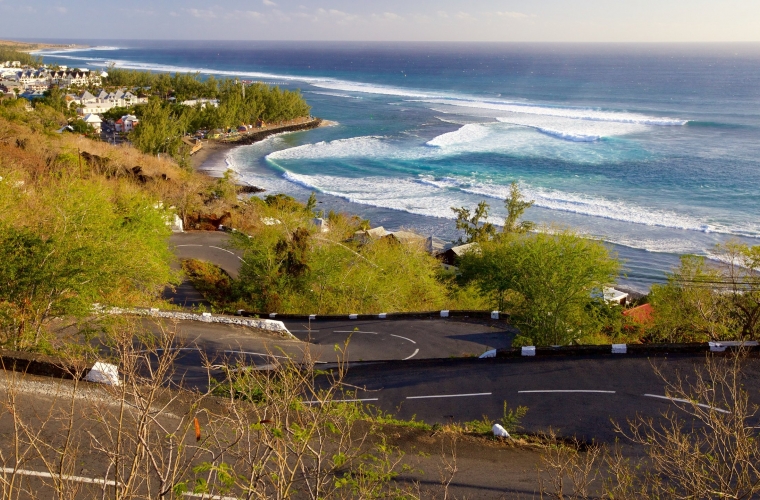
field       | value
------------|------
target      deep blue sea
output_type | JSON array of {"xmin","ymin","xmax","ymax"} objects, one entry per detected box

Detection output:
[{"xmin": 34, "ymin": 40, "xmax": 760, "ymax": 292}]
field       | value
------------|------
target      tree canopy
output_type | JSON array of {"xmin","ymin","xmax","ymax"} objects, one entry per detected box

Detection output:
[{"xmin": 459, "ymin": 230, "xmax": 620, "ymax": 346}]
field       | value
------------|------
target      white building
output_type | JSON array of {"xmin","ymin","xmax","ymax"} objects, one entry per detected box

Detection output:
[
  {"xmin": 82, "ymin": 113, "xmax": 102, "ymax": 133},
  {"xmin": 115, "ymin": 114, "xmax": 139, "ymax": 133},
  {"xmin": 180, "ymin": 98, "xmax": 219, "ymax": 108}
]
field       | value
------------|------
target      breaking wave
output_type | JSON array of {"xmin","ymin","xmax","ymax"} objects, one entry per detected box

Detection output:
[{"xmin": 415, "ymin": 98, "xmax": 688, "ymax": 126}]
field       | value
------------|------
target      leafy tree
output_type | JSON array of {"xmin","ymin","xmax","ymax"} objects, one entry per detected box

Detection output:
[
  {"xmin": 503, "ymin": 181, "xmax": 535, "ymax": 234},
  {"xmin": 451, "ymin": 201, "xmax": 496, "ymax": 244},
  {"xmin": 0, "ymin": 178, "xmax": 177, "ymax": 349},
  {"xmin": 649, "ymin": 242, "xmax": 760, "ymax": 342},
  {"xmin": 459, "ymin": 230, "xmax": 620, "ymax": 345},
  {"xmin": 648, "ymin": 255, "xmax": 735, "ymax": 343}
]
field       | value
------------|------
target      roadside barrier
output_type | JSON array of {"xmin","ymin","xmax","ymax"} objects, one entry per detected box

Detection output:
[
  {"xmin": 483, "ymin": 341, "xmax": 760, "ymax": 359},
  {"xmin": 95, "ymin": 306, "xmax": 295, "ymax": 339},
  {"xmin": 236, "ymin": 309, "xmax": 505, "ymax": 321}
]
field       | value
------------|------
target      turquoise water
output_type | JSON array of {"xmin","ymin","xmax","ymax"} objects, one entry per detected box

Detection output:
[{"xmin": 37, "ymin": 41, "xmax": 760, "ymax": 291}]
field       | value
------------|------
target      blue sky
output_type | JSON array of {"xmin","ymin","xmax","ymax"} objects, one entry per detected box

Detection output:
[{"xmin": 1, "ymin": 0, "xmax": 759, "ymax": 42}]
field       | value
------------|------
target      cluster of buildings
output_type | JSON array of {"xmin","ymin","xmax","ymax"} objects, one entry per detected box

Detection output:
[
  {"xmin": 73, "ymin": 89, "xmax": 148, "ymax": 115},
  {"xmin": 0, "ymin": 62, "xmax": 106, "ymax": 98}
]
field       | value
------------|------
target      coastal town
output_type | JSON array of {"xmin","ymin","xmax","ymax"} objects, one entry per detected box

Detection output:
[{"xmin": 0, "ymin": 58, "xmax": 318, "ymax": 156}]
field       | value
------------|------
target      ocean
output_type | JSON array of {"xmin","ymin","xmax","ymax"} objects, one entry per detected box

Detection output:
[{"xmin": 35, "ymin": 40, "xmax": 760, "ymax": 292}]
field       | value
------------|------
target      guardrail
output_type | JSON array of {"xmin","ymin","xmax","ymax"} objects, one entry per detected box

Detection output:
[
  {"xmin": 236, "ymin": 309, "xmax": 505, "ymax": 321},
  {"xmin": 479, "ymin": 341, "xmax": 760, "ymax": 359}
]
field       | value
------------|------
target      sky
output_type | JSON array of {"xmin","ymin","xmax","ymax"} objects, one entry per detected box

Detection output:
[{"xmin": 1, "ymin": 0, "xmax": 760, "ymax": 42}]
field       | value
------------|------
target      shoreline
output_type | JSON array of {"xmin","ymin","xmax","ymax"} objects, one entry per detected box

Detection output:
[
  {"xmin": 0, "ymin": 39, "xmax": 89, "ymax": 53},
  {"xmin": 191, "ymin": 117, "xmax": 326, "ymax": 174}
]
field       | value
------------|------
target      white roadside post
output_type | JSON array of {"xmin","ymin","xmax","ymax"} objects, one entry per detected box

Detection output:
[
  {"xmin": 611, "ymin": 344, "xmax": 627, "ymax": 354},
  {"xmin": 84, "ymin": 362, "xmax": 121, "ymax": 386}
]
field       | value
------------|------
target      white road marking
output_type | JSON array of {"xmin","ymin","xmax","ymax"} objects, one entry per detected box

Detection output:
[
  {"xmin": 136, "ymin": 347, "xmax": 200, "ymax": 354},
  {"xmin": 209, "ymin": 245, "xmax": 235, "ymax": 255},
  {"xmin": 403, "ymin": 349, "xmax": 420, "ymax": 360},
  {"xmin": 1, "ymin": 466, "xmax": 118, "ymax": 486},
  {"xmin": 175, "ymin": 244, "xmax": 204, "ymax": 247},
  {"xmin": 406, "ymin": 392, "xmax": 492, "ymax": 400},
  {"xmin": 0, "ymin": 469, "xmax": 237, "ymax": 500},
  {"xmin": 223, "ymin": 350, "xmax": 290, "ymax": 359},
  {"xmin": 334, "ymin": 331, "xmax": 378, "ymax": 334},
  {"xmin": 303, "ymin": 398, "xmax": 379, "ymax": 404},
  {"xmin": 391, "ymin": 334, "xmax": 416, "ymax": 344},
  {"xmin": 518, "ymin": 390, "xmax": 616, "ymax": 394},
  {"xmin": 643, "ymin": 394, "xmax": 730, "ymax": 414}
]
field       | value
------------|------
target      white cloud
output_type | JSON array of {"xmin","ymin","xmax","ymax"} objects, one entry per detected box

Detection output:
[
  {"xmin": 437, "ymin": 11, "xmax": 449, "ymax": 18},
  {"xmin": 496, "ymin": 11, "xmax": 532, "ymax": 19},
  {"xmin": 313, "ymin": 8, "xmax": 358, "ymax": 24},
  {"xmin": 456, "ymin": 11, "xmax": 476, "ymax": 21},
  {"xmin": 187, "ymin": 8, "xmax": 216, "ymax": 18},
  {"xmin": 382, "ymin": 12, "xmax": 401, "ymax": 20},
  {"xmin": 262, "ymin": 0, "xmax": 276, "ymax": 6}
]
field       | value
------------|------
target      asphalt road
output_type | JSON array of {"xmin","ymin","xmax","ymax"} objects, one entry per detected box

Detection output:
[
  {"xmin": 169, "ymin": 231, "xmax": 242, "ymax": 278},
  {"xmin": 160, "ymin": 231, "xmax": 760, "ymax": 443},
  {"xmin": 336, "ymin": 354, "xmax": 760, "ymax": 442}
]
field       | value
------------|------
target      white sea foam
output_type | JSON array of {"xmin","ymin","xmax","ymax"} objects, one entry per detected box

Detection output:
[
  {"xmin": 306, "ymin": 91, "xmax": 363, "ymax": 99},
  {"xmin": 32, "ymin": 46, "xmax": 121, "ymax": 55},
  {"xmin": 495, "ymin": 115, "xmax": 648, "ymax": 142},
  {"xmin": 276, "ymin": 169, "xmax": 708, "ymax": 233},
  {"xmin": 310, "ymin": 80, "xmax": 439, "ymax": 99},
  {"xmin": 415, "ymin": 98, "xmax": 688, "ymax": 126},
  {"xmin": 426, "ymin": 123, "xmax": 492, "ymax": 147},
  {"xmin": 267, "ymin": 136, "xmax": 401, "ymax": 161},
  {"xmin": 460, "ymin": 182, "xmax": 713, "ymax": 232}
]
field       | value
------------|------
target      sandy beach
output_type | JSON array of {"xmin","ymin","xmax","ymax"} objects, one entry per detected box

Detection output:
[
  {"xmin": 190, "ymin": 117, "xmax": 333, "ymax": 173},
  {"xmin": 189, "ymin": 140, "xmax": 234, "ymax": 172}
]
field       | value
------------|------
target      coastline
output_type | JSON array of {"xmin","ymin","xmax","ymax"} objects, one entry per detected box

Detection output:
[
  {"xmin": 191, "ymin": 117, "xmax": 326, "ymax": 173},
  {"xmin": 0, "ymin": 39, "xmax": 88, "ymax": 53}
]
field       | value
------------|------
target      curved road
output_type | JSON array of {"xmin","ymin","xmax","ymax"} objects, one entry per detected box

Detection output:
[
  {"xmin": 168, "ymin": 231, "xmax": 515, "ymax": 360},
  {"xmin": 164, "ymin": 231, "xmax": 760, "ymax": 442}
]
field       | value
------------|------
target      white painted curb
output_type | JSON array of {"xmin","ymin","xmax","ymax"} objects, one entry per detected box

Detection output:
[
  {"xmin": 521, "ymin": 346, "xmax": 536, "ymax": 356},
  {"xmin": 378, "ymin": 313, "xmax": 387, "ymax": 319},
  {"xmin": 98, "ymin": 307, "xmax": 295, "ymax": 339},
  {"xmin": 269, "ymin": 313, "xmax": 277, "ymax": 318},
  {"xmin": 309, "ymin": 314, "xmax": 316, "ymax": 320},
  {"xmin": 709, "ymin": 340, "xmax": 759, "ymax": 352},
  {"xmin": 479, "ymin": 349, "xmax": 497, "ymax": 359},
  {"xmin": 612, "ymin": 344, "xmax": 627, "ymax": 354},
  {"xmin": 491, "ymin": 311, "xmax": 500, "ymax": 320},
  {"xmin": 349, "ymin": 314, "xmax": 358, "ymax": 320},
  {"xmin": 84, "ymin": 362, "xmax": 120, "ymax": 386},
  {"xmin": 440, "ymin": 310, "xmax": 450, "ymax": 318}
]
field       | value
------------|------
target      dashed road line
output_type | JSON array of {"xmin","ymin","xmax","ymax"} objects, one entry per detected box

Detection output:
[
  {"xmin": 303, "ymin": 398, "xmax": 379, "ymax": 404},
  {"xmin": 209, "ymin": 245, "xmax": 235, "ymax": 255},
  {"xmin": 518, "ymin": 390, "xmax": 616, "ymax": 394},
  {"xmin": 643, "ymin": 393, "xmax": 730, "ymax": 414},
  {"xmin": 406, "ymin": 392, "xmax": 492, "ymax": 400},
  {"xmin": 223, "ymin": 349, "xmax": 290, "ymax": 359},
  {"xmin": 403, "ymin": 348, "xmax": 420, "ymax": 360},
  {"xmin": 391, "ymin": 334, "xmax": 416, "ymax": 344}
]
